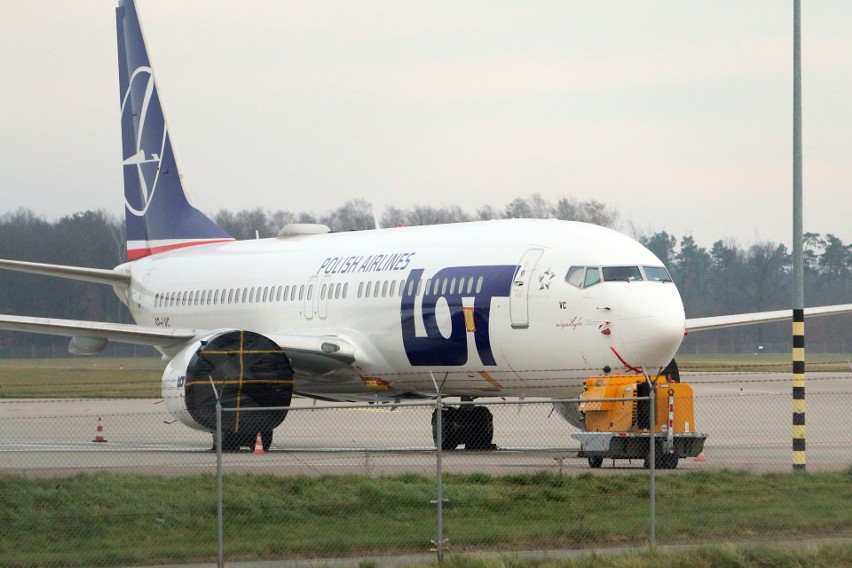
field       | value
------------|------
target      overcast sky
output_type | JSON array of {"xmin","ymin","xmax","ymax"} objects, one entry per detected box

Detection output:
[{"xmin": 1, "ymin": 1, "xmax": 850, "ymax": 248}]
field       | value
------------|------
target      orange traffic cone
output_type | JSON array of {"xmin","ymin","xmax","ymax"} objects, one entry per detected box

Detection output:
[
  {"xmin": 252, "ymin": 432, "xmax": 265, "ymax": 454},
  {"xmin": 92, "ymin": 417, "xmax": 108, "ymax": 443},
  {"xmin": 694, "ymin": 451, "xmax": 706, "ymax": 462}
]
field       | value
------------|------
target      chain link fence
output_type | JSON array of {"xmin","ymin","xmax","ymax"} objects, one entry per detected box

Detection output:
[{"xmin": 0, "ymin": 372, "xmax": 850, "ymax": 567}]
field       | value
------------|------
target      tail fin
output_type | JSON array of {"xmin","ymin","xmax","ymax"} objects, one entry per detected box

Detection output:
[{"xmin": 116, "ymin": 0, "xmax": 233, "ymax": 260}]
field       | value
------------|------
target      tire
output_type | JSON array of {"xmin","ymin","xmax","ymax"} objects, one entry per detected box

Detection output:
[
  {"xmin": 462, "ymin": 406, "xmax": 494, "ymax": 450},
  {"xmin": 431, "ymin": 407, "xmax": 461, "ymax": 450},
  {"xmin": 588, "ymin": 456, "xmax": 604, "ymax": 468},
  {"xmin": 644, "ymin": 441, "xmax": 679, "ymax": 469}
]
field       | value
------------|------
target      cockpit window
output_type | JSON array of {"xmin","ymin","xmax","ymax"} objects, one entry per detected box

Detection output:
[
  {"xmin": 565, "ymin": 266, "xmax": 585, "ymax": 288},
  {"xmin": 583, "ymin": 267, "xmax": 601, "ymax": 288},
  {"xmin": 602, "ymin": 266, "xmax": 643, "ymax": 282},
  {"xmin": 643, "ymin": 266, "xmax": 673, "ymax": 282}
]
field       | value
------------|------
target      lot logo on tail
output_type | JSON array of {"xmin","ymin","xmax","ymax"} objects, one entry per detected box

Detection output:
[{"xmin": 121, "ymin": 66, "xmax": 163, "ymax": 217}]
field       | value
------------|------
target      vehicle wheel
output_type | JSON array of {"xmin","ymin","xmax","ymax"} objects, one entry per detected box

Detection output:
[
  {"xmin": 431, "ymin": 407, "xmax": 461, "ymax": 450},
  {"xmin": 588, "ymin": 456, "xmax": 604, "ymax": 468}
]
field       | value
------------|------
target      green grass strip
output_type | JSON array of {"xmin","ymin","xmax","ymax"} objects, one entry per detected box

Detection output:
[{"xmin": 0, "ymin": 470, "xmax": 850, "ymax": 567}]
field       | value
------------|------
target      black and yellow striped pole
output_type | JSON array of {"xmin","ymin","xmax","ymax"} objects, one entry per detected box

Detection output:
[
  {"xmin": 791, "ymin": 0, "xmax": 806, "ymax": 471},
  {"xmin": 792, "ymin": 310, "xmax": 805, "ymax": 470}
]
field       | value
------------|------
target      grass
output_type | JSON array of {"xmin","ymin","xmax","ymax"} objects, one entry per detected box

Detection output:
[
  {"xmin": 0, "ymin": 469, "xmax": 849, "ymax": 567},
  {"xmin": 409, "ymin": 543, "xmax": 852, "ymax": 568},
  {"xmin": 676, "ymin": 352, "xmax": 852, "ymax": 373},
  {"xmin": 0, "ymin": 357, "xmax": 162, "ymax": 397}
]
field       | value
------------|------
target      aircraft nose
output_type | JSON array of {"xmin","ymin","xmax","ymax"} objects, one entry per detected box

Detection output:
[{"xmin": 617, "ymin": 285, "xmax": 685, "ymax": 369}]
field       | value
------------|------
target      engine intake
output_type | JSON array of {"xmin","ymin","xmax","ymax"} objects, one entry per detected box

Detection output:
[{"xmin": 162, "ymin": 330, "xmax": 294, "ymax": 449}]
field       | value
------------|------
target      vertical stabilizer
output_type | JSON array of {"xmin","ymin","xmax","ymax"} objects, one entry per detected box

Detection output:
[{"xmin": 116, "ymin": 0, "xmax": 233, "ymax": 260}]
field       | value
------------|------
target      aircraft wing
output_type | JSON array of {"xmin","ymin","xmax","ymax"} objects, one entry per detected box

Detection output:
[
  {"xmin": 0, "ymin": 314, "xmax": 357, "ymax": 369},
  {"xmin": 686, "ymin": 304, "xmax": 852, "ymax": 332},
  {"xmin": 0, "ymin": 314, "xmax": 197, "ymax": 349},
  {"xmin": 0, "ymin": 259, "xmax": 131, "ymax": 288}
]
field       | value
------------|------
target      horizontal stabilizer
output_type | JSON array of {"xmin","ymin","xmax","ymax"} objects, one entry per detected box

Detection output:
[
  {"xmin": 686, "ymin": 304, "xmax": 852, "ymax": 332},
  {"xmin": 0, "ymin": 259, "xmax": 131, "ymax": 288}
]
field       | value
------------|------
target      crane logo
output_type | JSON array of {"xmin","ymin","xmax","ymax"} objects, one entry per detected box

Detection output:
[{"xmin": 120, "ymin": 66, "xmax": 167, "ymax": 217}]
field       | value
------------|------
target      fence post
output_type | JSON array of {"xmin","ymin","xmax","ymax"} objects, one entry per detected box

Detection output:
[
  {"xmin": 430, "ymin": 372, "xmax": 446, "ymax": 563},
  {"xmin": 646, "ymin": 373, "xmax": 657, "ymax": 547},
  {"xmin": 216, "ymin": 399, "xmax": 224, "ymax": 568}
]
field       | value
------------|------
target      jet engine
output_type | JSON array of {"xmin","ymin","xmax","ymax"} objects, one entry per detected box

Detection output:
[{"xmin": 162, "ymin": 330, "xmax": 294, "ymax": 450}]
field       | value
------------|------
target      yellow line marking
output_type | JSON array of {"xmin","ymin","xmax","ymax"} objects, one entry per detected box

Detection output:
[
  {"xmin": 792, "ymin": 425, "xmax": 806, "ymax": 439},
  {"xmin": 792, "ymin": 321, "xmax": 805, "ymax": 335},
  {"xmin": 792, "ymin": 451, "xmax": 807, "ymax": 465},
  {"xmin": 792, "ymin": 399, "xmax": 806, "ymax": 413}
]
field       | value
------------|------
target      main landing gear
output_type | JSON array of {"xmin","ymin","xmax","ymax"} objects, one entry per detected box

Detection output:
[{"xmin": 431, "ymin": 403, "xmax": 496, "ymax": 450}]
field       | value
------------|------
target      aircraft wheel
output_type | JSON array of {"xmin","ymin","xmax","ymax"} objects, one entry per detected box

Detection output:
[
  {"xmin": 462, "ymin": 406, "xmax": 495, "ymax": 450},
  {"xmin": 431, "ymin": 407, "xmax": 461, "ymax": 450},
  {"xmin": 588, "ymin": 456, "xmax": 604, "ymax": 468}
]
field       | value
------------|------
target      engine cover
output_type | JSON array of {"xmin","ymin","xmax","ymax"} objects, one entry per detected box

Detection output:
[{"xmin": 162, "ymin": 330, "xmax": 294, "ymax": 436}]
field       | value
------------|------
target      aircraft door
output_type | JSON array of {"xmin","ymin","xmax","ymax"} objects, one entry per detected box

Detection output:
[
  {"xmin": 303, "ymin": 276, "xmax": 317, "ymax": 320},
  {"xmin": 318, "ymin": 276, "xmax": 331, "ymax": 319},
  {"xmin": 510, "ymin": 248, "xmax": 544, "ymax": 329}
]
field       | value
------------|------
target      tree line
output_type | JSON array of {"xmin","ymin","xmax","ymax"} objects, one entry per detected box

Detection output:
[{"xmin": 1, "ymin": 195, "xmax": 849, "ymax": 354}]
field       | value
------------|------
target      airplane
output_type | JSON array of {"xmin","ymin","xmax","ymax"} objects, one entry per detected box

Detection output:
[{"xmin": 1, "ymin": 0, "xmax": 850, "ymax": 451}]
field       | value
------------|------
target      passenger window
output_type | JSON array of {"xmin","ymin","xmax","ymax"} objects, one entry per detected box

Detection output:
[
  {"xmin": 200, "ymin": 290, "xmax": 207, "ymax": 305},
  {"xmin": 307, "ymin": 285, "xmax": 313, "ymax": 301},
  {"xmin": 449, "ymin": 278, "xmax": 456, "ymax": 294},
  {"xmin": 441, "ymin": 279, "xmax": 448, "ymax": 295},
  {"xmin": 282, "ymin": 286, "xmax": 289, "ymax": 301},
  {"xmin": 358, "ymin": 282, "xmax": 364, "ymax": 298},
  {"xmin": 241, "ymin": 288, "xmax": 248, "ymax": 303},
  {"xmin": 584, "ymin": 268, "xmax": 601, "ymax": 287},
  {"xmin": 291, "ymin": 286, "xmax": 297, "ymax": 301},
  {"xmin": 467, "ymin": 278, "xmax": 473, "ymax": 294},
  {"xmin": 365, "ymin": 282, "xmax": 372, "ymax": 297},
  {"xmin": 374, "ymin": 280, "xmax": 380, "ymax": 298},
  {"xmin": 320, "ymin": 284, "xmax": 327, "ymax": 300},
  {"xmin": 382, "ymin": 280, "xmax": 388, "ymax": 297},
  {"xmin": 566, "ymin": 266, "xmax": 585, "ymax": 288},
  {"xmin": 457, "ymin": 277, "xmax": 464, "ymax": 294},
  {"xmin": 248, "ymin": 288, "xmax": 255, "ymax": 303},
  {"xmin": 389, "ymin": 280, "xmax": 396, "ymax": 297},
  {"xmin": 343, "ymin": 283, "xmax": 349, "ymax": 298},
  {"xmin": 416, "ymin": 278, "xmax": 423, "ymax": 296},
  {"xmin": 399, "ymin": 279, "xmax": 405, "ymax": 296},
  {"xmin": 476, "ymin": 276, "xmax": 484, "ymax": 293}
]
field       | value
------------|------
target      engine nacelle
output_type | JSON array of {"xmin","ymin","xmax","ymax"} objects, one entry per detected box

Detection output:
[{"xmin": 162, "ymin": 330, "xmax": 294, "ymax": 444}]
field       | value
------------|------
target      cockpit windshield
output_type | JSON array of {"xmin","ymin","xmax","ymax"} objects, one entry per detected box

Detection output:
[
  {"xmin": 565, "ymin": 265, "xmax": 673, "ymax": 288},
  {"xmin": 602, "ymin": 266, "xmax": 643, "ymax": 282},
  {"xmin": 643, "ymin": 266, "xmax": 673, "ymax": 282}
]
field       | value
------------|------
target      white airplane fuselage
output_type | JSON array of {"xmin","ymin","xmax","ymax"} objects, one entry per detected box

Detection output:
[{"xmin": 122, "ymin": 218, "xmax": 686, "ymax": 402}]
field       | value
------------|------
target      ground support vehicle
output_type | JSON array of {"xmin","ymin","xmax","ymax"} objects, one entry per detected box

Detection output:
[{"xmin": 571, "ymin": 375, "xmax": 707, "ymax": 469}]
